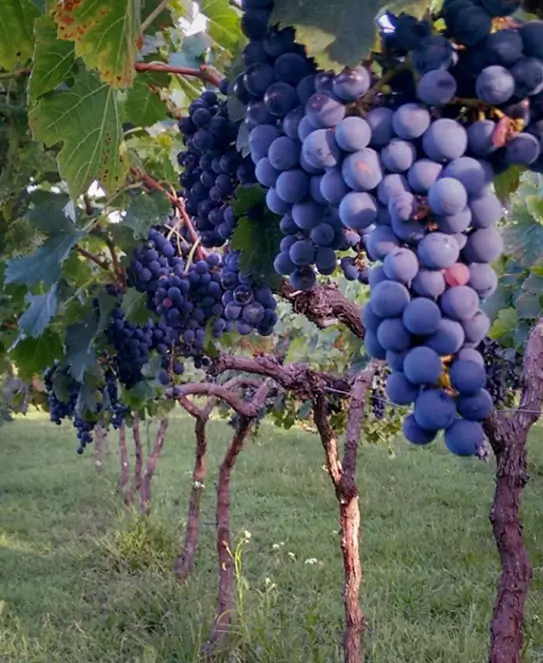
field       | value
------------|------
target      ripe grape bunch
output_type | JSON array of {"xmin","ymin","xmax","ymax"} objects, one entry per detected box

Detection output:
[
  {"xmin": 236, "ymin": 0, "xmax": 542, "ymax": 456},
  {"xmin": 178, "ymin": 88, "xmax": 257, "ymax": 247},
  {"xmin": 44, "ymin": 363, "xmax": 128, "ymax": 454}
]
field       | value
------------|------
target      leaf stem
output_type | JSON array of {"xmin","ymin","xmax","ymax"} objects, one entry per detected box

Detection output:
[
  {"xmin": 141, "ymin": 0, "xmax": 171, "ymax": 33},
  {"xmin": 131, "ymin": 167, "xmax": 205, "ymax": 260},
  {"xmin": 76, "ymin": 246, "xmax": 111, "ymax": 271},
  {"xmin": 0, "ymin": 68, "xmax": 31, "ymax": 80},
  {"xmin": 134, "ymin": 62, "xmax": 223, "ymax": 87}
]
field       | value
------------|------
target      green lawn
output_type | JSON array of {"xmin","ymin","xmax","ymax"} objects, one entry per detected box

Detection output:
[{"xmin": 1, "ymin": 414, "xmax": 543, "ymax": 663}]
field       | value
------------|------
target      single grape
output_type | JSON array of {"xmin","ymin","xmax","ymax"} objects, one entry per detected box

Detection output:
[
  {"xmin": 381, "ymin": 139, "xmax": 417, "ymax": 173},
  {"xmin": 463, "ymin": 228, "xmax": 504, "ymax": 262},
  {"xmin": 302, "ymin": 129, "xmax": 341, "ymax": 170},
  {"xmin": 444, "ymin": 262, "xmax": 471, "ymax": 287},
  {"xmin": 342, "ymin": 148, "xmax": 383, "ymax": 191},
  {"xmin": 469, "ymin": 192, "xmax": 503, "ymax": 228},
  {"xmin": 332, "ymin": 66, "xmax": 371, "ymax": 101},
  {"xmin": 377, "ymin": 318, "xmax": 412, "ymax": 352},
  {"xmin": 306, "ymin": 92, "xmax": 346, "ymax": 127},
  {"xmin": 407, "ymin": 159, "xmax": 443, "ymax": 193},
  {"xmin": 276, "ymin": 169, "xmax": 310, "ymax": 203},
  {"xmin": 414, "ymin": 389, "xmax": 456, "ymax": 431},
  {"xmin": 403, "ymin": 413, "xmax": 437, "ymax": 445},
  {"xmin": 366, "ymin": 226, "xmax": 400, "ymax": 260},
  {"xmin": 463, "ymin": 310, "xmax": 491, "ymax": 344},
  {"xmin": 413, "ymin": 269, "xmax": 446, "ymax": 298},
  {"xmin": 444, "ymin": 420, "xmax": 485, "ymax": 456},
  {"xmin": 437, "ymin": 208, "xmax": 472, "ymax": 234},
  {"xmin": 510, "ymin": 57, "xmax": 543, "ymax": 97},
  {"xmin": 422, "ymin": 119, "xmax": 468, "ymax": 162},
  {"xmin": 425, "ymin": 318, "xmax": 465, "ymax": 355},
  {"xmin": 382, "ymin": 247, "xmax": 419, "ymax": 284},
  {"xmin": 392, "ymin": 103, "xmax": 431, "ymax": 140},
  {"xmin": 417, "ymin": 69, "xmax": 457, "ymax": 105},
  {"xmin": 441, "ymin": 286, "xmax": 480, "ymax": 321},
  {"xmin": 418, "ymin": 232, "xmax": 460, "ymax": 269},
  {"xmin": 403, "ymin": 346, "xmax": 443, "ymax": 385},
  {"xmin": 476, "ymin": 65, "xmax": 515, "ymax": 104},
  {"xmin": 468, "ymin": 263, "xmax": 498, "ymax": 297},
  {"xmin": 370, "ymin": 280, "xmax": 411, "ymax": 318},
  {"xmin": 428, "ymin": 177, "xmax": 468, "ymax": 216},
  {"xmin": 457, "ymin": 388, "xmax": 494, "ymax": 420},
  {"xmin": 385, "ymin": 371, "xmax": 419, "ymax": 405},
  {"xmin": 339, "ymin": 191, "xmax": 378, "ymax": 229},
  {"xmin": 335, "ymin": 117, "xmax": 372, "ymax": 152},
  {"xmin": 366, "ymin": 107, "xmax": 395, "ymax": 148},
  {"xmin": 403, "ymin": 298, "xmax": 441, "ymax": 335}
]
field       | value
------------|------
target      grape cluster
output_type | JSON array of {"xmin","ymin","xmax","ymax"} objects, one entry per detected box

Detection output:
[
  {"xmin": 238, "ymin": 0, "xmax": 375, "ymax": 289},
  {"xmin": 105, "ymin": 306, "xmax": 156, "ymax": 389},
  {"xmin": 177, "ymin": 89, "xmax": 256, "ymax": 247},
  {"xmin": 479, "ymin": 338, "xmax": 522, "ymax": 406},
  {"xmin": 370, "ymin": 366, "xmax": 388, "ymax": 420},
  {"xmin": 221, "ymin": 251, "xmax": 278, "ymax": 336},
  {"xmin": 44, "ymin": 363, "xmax": 129, "ymax": 454}
]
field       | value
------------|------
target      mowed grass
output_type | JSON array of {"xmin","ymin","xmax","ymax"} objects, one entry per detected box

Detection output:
[{"xmin": 1, "ymin": 414, "xmax": 543, "ymax": 663}]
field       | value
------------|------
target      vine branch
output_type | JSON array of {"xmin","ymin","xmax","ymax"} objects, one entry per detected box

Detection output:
[
  {"xmin": 76, "ymin": 246, "xmax": 110, "ymax": 271},
  {"xmin": 130, "ymin": 167, "xmax": 205, "ymax": 259},
  {"xmin": 134, "ymin": 62, "xmax": 222, "ymax": 87}
]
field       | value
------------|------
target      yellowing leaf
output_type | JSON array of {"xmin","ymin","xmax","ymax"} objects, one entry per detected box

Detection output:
[
  {"xmin": 29, "ymin": 70, "xmax": 128, "ymax": 199},
  {"xmin": 29, "ymin": 15, "xmax": 75, "ymax": 102},
  {"xmin": 50, "ymin": 0, "xmax": 141, "ymax": 88},
  {"xmin": 0, "ymin": 0, "xmax": 40, "ymax": 69}
]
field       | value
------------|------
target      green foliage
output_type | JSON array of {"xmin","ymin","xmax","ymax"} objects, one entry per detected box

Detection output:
[
  {"xmin": 29, "ymin": 15, "xmax": 75, "ymax": 102},
  {"xmin": 29, "ymin": 70, "xmax": 128, "ymax": 199},
  {"xmin": 49, "ymin": 0, "xmax": 142, "ymax": 88},
  {"xmin": 0, "ymin": 0, "xmax": 41, "ymax": 69},
  {"xmin": 271, "ymin": 0, "xmax": 428, "ymax": 70}
]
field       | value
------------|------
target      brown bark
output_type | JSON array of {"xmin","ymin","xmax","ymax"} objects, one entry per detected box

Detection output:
[
  {"xmin": 116, "ymin": 423, "xmax": 130, "ymax": 495},
  {"xmin": 280, "ymin": 281, "xmax": 364, "ymax": 339},
  {"xmin": 126, "ymin": 413, "xmax": 143, "ymax": 507},
  {"xmin": 484, "ymin": 318, "xmax": 543, "ymax": 663},
  {"xmin": 203, "ymin": 381, "xmax": 270, "ymax": 656},
  {"xmin": 174, "ymin": 405, "xmax": 210, "ymax": 580},
  {"xmin": 140, "ymin": 418, "xmax": 169, "ymax": 516},
  {"xmin": 312, "ymin": 365, "xmax": 376, "ymax": 663},
  {"xmin": 203, "ymin": 416, "xmax": 253, "ymax": 656}
]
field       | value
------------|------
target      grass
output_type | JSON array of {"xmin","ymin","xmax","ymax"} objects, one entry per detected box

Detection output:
[{"xmin": 1, "ymin": 414, "xmax": 543, "ymax": 663}]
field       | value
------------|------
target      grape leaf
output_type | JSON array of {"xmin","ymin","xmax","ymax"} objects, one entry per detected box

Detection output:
[
  {"xmin": 0, "ymin": 0, "xmax": 41, "ymax": 70},
  {"xmin": 94, "ymin": 289, "xmax": 117, "ymax": 335},
  {"xmin": 232, "ymin": 183, "xmax": 266, "ymax": 217},
  {"xmin": 502, "ymin": 212, "xmax": 543, "ymax": 269},
  {"xmin": 514, "ymin": 292, "xmax": 541, "ymax": 320},
  {"xmin": 5, "ymin": 228, "xmax": 85, "ymax": 286},
  {"xmin": 270, "ymin": 0, "xmax": 428, "ymax": 70},
  {"xmin": 29, "ymin": 70, "xmax": 128, "ymax": 200},
  {"xmin": 10, "ymin": 329, "xmax": 63, "ymax": 379},
  {"xmin": 124, "ymin": 73, "xmax": 169, "ymax": 127},
  {"xmin": 199, "ymin": 0, "xmax": 245, "ymax": 54},
  {"xmin": 494, "ymin": 165, "xmax": 523, "ymax": 205},
  {"xmin": 121, "ymin": 287, "xmax": 152, "ymax": 324},
  {"xmin": 18, "ymin": 284, "xmax": 59, "ymax": 337},
  {"xmin": 50, "ymin": 0, "xmax": 141, "ymax": 88},
  {"xmin": 25, "ymin": 191, "xmax": 78, "ymax": 233},
  {"xmin": 230, "ymin": 216, "xmax": 283, "ymax": 287},
  {"xmin": 65, "ymin": 313, "xmax": 99, "ymax": 382},
  {"xmin": 123, "ymin": 191, "xmax": 170, "ymax": 238},
  {"xmin": 29, "ymin": 15, "xmax": 75, "ymax": 102},
  {"xmin": 489, "ymin": 307, "xmax": 517, "ymax": 345}
]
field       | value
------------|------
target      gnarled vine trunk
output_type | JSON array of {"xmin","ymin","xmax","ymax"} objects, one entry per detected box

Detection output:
[
  {"xmin": 174, "ymin": 415, "xmax": 208, "ymax": 580},
  {"xmin": 140, "ymin": 418, "xmax": 169, "ymax": 516},
  {"xmin": 488, "ymin": 423, "xmax": 532, "ymax": 663},
  {"xmin": 116, "ymin": 422, "xmax": 130, "ymax": 495}
]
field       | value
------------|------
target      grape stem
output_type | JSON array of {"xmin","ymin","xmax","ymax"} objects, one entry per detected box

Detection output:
[
  {"xmin": 453, "ymin": 97, "xmax": 505, "ymax": 118},
  {"xmin": 75, "ymin": 246, "xmax": 111, "ymax": 271},
  {"xmin": 131, "ymin": 167, "xmax": 205, "ymax": 260},
  {"xmin": 140, "ymin": 0, "xmax": 170, "ymax": 33},
  {"xmin": 134, "ymin": 62, "xmax": 223, "ymax": 87},
  {"xmin": 357, "ymin": 61, "xmax": 412, "ymax": 108}
]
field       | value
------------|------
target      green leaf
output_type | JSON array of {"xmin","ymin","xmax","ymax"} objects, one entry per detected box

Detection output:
[
  {"xmin": 18, "ymin": 284, "xmax": 59, "ymax": 337},
  {"xmin": 65, "ymin": 313, "xmax": 99, "ymax": 382},
  {"xmin": 502, "ymin": 215, "xmax": 543, "ymax": 269},
  {"xmin": 232, "ymin": 184, "xmax": 266, "ymax": 217},
  {"xmin": 25, "ymin": 192, "xmax": 78, "ymax": 233},
  {"xmin": 10, "ymin": 329, "xmax": 63, "ymax": 379},
  {"xmin": 5, "ymin": 229, "xmax": 84, "ymax": 286},
  {"xmin": 121, "ymin": 287, "xmax": 152, "ymax": 324},
  {"xmin": 514, "ymin": 292, "xmax": 541, "ymax": 320},
  {"xmin": 236, "ymin": 122, "xmax": 250, "ymax": 158},
  {"xmin": 494, "ymin": 165, "xmax": 523, "ymax": 204},
  {"xmin": 489, "ymin": 307, "xmax": 517, "ymax": 344},
  {"xmin": 50, "ymin": 0, "xmax": 141, "ymax": 88},
  {"xmin": 123, "ymin": 191, "xmax": 170, "ymax": 239},
  {"xmin": 230, "ymin": 215, "xmax": 283, "ymax": 288},
  {"xmin": 0, "ymin": 0, "xmax": 41, "ymax": 70},
  {"xmin": 124, "ymin": 74, "xmax": 169, "ymax": 127},
  {"xmin": 271, "ymin": 0, "xmax": 427, "ymax": 70},
  {"xmin": 94, "ymin": 289, "xmax": 117, "ymax": 335},
  {"xmin": 29, "ymin": 70, "xmax": 128, "ymax": 200},
  {"xmin": 29, "ymin": 15, "xmax": 75, "ymax": 102},
  {"xmin": 199, "ymin": 0, "xmax": 244, "ymax": 53}
]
